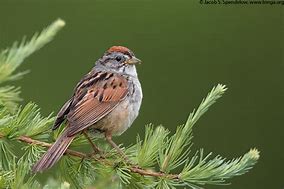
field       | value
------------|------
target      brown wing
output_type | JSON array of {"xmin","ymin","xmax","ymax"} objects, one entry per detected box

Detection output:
[
  {"xmin": 65, "ymin": 71, "xmax": 129, "ymax": 137},
  {"xmin": 52, "ymin": 69, "xmax": 99, "ymax": 130}
]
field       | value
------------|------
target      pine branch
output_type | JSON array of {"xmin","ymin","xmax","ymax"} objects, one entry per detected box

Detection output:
[
  {"xmin": 133, "ymin": 125, "xmax": 169, "ymax": 168},
  {"xmin": 0, "ymin": 84, "xmax": 259, "ymax": 189},
  {"xmin": 0, "ymin": 19, "xmax": 65, "ymax": 113},
  {"xmin": 180, "ymin": 149, "xmax": 260, "ymax": 188},
  {"xmin": 0, "ymin": 133, "xmax": 180, "ymax": 180},
  {"xmin": 0, "ymin": 19, "xmax": 65, "ymax": 84},
  {"xmin": 159, "ymin": 84, "xmax": 227, "ymax": 173},
  {"xmin": 17, "ymin": 135, "xmax": 87, "ymax": 159},
  {"xmin": 0, "ymin": 84, "xmax": 259, "ymax": 188}
]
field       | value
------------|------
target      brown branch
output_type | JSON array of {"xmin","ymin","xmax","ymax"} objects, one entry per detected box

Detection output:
[
  {"xmin": 0, "ymin": 133, "xmax": 180, "ymax": 180},
  {"xmin": 17, "ymin": 135, "xmax": 87, "ymax": 158},
  {"xmin": 130, "ymin": 167, "xmax": 179, "ymax": 179}
]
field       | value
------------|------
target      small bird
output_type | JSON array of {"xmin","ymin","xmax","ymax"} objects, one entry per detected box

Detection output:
[{"xmin": 33, "ymin": 46, "xmax": 143, "ymax": 172}]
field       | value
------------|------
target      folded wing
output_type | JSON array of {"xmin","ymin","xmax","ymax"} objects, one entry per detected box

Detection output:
[{"xmin": 65, "ymin": 71, "xmax": 129, "ymax": 136}]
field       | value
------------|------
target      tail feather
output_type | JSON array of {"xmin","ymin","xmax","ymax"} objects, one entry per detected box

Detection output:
[{"xmin": 32, "ymin": 130, "xmax": 75, "ymax": 173}]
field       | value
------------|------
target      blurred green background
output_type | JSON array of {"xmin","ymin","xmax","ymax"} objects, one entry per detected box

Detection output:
[{"xmin": 0, "ymin": 0, "xmax": 283, "ymax": 188}]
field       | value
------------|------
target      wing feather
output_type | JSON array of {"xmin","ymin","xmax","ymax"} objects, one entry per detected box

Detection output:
[
  {"xmin": 65, "ymin": 72, "xmax": 128, "ymax": 136},
  {"xmin": 53, "ymin": 98, "xmax": 73, "ymax": 130}
]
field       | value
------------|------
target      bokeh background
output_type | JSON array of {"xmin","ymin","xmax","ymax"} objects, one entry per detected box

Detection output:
[{"xmin": 0, "ymin": 1, "xmax": 283, "ymax": 188}]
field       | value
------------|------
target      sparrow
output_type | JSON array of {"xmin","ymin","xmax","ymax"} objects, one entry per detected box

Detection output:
[{"xmin": 32, "ymin": 46, "xmax": 143, "ymax": 172}]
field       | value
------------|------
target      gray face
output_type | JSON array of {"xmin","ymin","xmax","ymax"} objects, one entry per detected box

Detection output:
[{"xmin": 96, "ymin": 51, "xmax": 139, "ymax": 77}]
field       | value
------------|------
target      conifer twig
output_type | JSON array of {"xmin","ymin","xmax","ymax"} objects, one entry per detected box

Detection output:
[
  {"xmin": 18, "ymin": 135, "xmax": 87, "ymax": 158},
  {"xmin": 0, "ymin": 18, "xmax": 65, "ymax": 113},
  {"xmin": 0, "ymin": 133, "xmax": 181, "ymax": 179},
  {"xmin": 129, "ymin": 167, "xmax": 179, "ymax": 179}
]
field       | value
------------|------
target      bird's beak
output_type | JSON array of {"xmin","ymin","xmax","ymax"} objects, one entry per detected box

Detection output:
[{"xmin": 126, "ymin": 57, "xmax": 142, "ymax": 65}]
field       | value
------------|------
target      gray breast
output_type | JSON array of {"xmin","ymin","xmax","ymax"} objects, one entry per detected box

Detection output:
[
  {"xmin": 128, "ymin": 77, "xmax": 143, "ymax": 120},
  {"xmin": 91, "ymin": 76, "xmax": 143, "ymax": 136},
  {"xmin": 114, "ymin": 77, "xmax": 142, "ymax": 135}
]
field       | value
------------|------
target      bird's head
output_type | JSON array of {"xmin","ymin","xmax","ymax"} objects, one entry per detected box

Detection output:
[{"xmin": 96, "ymin": 46, "xmax": 141, "ymax": 76}]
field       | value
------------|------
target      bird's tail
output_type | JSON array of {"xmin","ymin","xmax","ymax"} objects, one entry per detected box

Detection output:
[{"xmin": 32, "ymin": 129, "xmax": 75, "ymax": 173}]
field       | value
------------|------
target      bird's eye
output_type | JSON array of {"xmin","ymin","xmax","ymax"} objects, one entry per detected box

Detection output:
[{"xmin": 115, "ymin": 56, "xmax": 122, "ymax": 62}]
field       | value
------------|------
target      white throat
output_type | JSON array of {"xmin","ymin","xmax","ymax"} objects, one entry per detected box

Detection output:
[{"xmin": 95, "ymin": 63, "xmax": 138, "ymax": 78}]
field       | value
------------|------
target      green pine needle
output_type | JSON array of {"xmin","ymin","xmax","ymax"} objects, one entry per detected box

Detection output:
[
  {"xmin": 0, "ymin": 19, "xmax": 65, "ymax": 113},
  {"xmin": 135, "ymin": 125, "xmax": 169, "ymax": 168},
  {"xmin": 0, "ymin": 169, "xmax": 14, "ymax": 188},
  {"xmin": 43, "ymin": 179, "xmax": 70, "ymax": 189},
  {"xmin": 0, "ymin": 102, "xmax": 54, "ymax": 140},
  {"xmin": 160, "ymin": 84, "xmax": 227, "ymax": 173},
  {"xmin": 0, "ymin": 86, "xmax": 21, "ymax": 113},
  {"xmin": 0, "ymin": 138, "xmax": 16, "ymax": 170},
  {"xmin": 0, "ymin": 19, "xmax": 65, "ymax": 84},
  {"xmin": 180, "ymin": 148, "xmax": 260, "ymax": 187}
]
